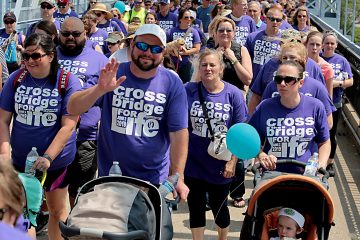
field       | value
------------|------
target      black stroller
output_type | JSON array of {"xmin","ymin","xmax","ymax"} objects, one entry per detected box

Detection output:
[
  {"xmin": 60, "ymin": 175, "xmax": 173, "ymax": 240},
  {"xmin": 240, "ymin": 160, "xmax": 335, "ymax": 240}
]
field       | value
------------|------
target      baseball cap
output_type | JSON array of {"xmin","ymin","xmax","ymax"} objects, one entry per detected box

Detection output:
[
  {"xmin": 3, "ymin": 12, "xmax": 16, "ymax": 22},
  {"xmin": 40, "ymin": 0, "xmax": 56, "ymax": 7},
  {"xmin": 57, "ymin": 0, "xmax": 69, "ymax": 4},
  {"xmin": 134, "ymin": 24, "xmax": 167, "ymax": 47},
  {"xmin": 159, "ymin": 0, "xmax": 170, "ymax": 4},
  {"xmin": 106, "ymin": 32, "xmax": 124, "ymax": 43},
  {"xmin": 114, "ymin": 1, "xmax": 126, "ymax": 14},
  {"xmin": 278, "ymin": 208, "xmax": 305, "ymax": 228}
]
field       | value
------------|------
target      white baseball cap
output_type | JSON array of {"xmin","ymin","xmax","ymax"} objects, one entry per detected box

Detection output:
[
  {"xmin": 134, "ymin": 24, "xmax": 167, "ymax": 47},
  {"xmin": 278, "ymin": 208, "xmax": 305, "ymax": 228}
]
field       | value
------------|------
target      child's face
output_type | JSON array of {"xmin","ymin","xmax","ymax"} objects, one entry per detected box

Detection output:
[{"xmin": 278, "ymin": 216, "xmax": 301, "ymax": 238}]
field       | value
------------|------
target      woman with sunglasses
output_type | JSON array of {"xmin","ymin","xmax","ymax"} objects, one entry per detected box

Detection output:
[
  {"xmin": 167, "ymin": 8, "xmax": 201, "ymax": 83},
  {"xmin": 83, "ymin": 0, "xmax": 97, "ymax": 16},
  {"xmin": 291, "ymin": 6, "xmax": 311, "ymax": 33},
  {"xmin": 305, "ymin": 31, "xmax": 334, "ymax": 98},
  {"xmin": 249, "ymin": 60, "xmax": 331, "ymax": 174},
  {"xmin": 0, "ymin": 33, "xmax": 81, "ymax": 240},
  {"xmin": 321, "ymin": 31, "xmax": 353, "ymax": 176},
  {"xmin": 90, "ymin": 3, "xmax": 123, "ymax": 35},
  {"xmin": 185, "ymin": 49, "xmax": 248, "ymax": 240}
]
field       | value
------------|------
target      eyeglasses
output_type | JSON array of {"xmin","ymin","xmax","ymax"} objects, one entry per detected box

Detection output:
[
  {"xmin": 267, "ymin": 16, "xmax": 282, "ymax": 23},
  {"xmin": 297, "ymin": 15, "xmax": 307, "ymax": 18},
  {"xmin": 0, "ymin": 208, "xmax": 8, "ymax": 220},
  {"xmin": 217, "ymin": 28, "xmax": 233, "ymax": 33},
  {"xmin": 41, "ymin": 4, "xmax": 54, "ymax": 9},
  {"xmin": 60, "ymin": 31, "xmax": 83, "ymax": 37},
  {"xmin": 22, "ymin": 52, "xmax": 48, "ymax": 61},
  {"xmin": 4, "ymin": 20, "xmax": 15, "ymax": 25},
  {"xmin": 135, "ymin": 42, "xmax": 164, "ymax": 54},
  {"xmin": 274, "ymin": 75, "xmax": 301, "ymax": 85}
]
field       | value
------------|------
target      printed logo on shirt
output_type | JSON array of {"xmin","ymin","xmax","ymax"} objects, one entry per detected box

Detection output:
[
  {"xmin": 90, "ymin": 36, "xmax": 105, "ymax": 46},
  {"xmin": 55, "ymin": 15, "xmax": 69, "ymax": 24},
  {"xmin": 159, "ymin": 21, "xmax": 175, "ymax": 32},
  {"xmin": 328, "ymin": 63, "xmax": 346, "ymax": 79},
  {"xmin": 253, "ymin": 39, "xmax": 280, "ymax": 65},
  {"xmin": 14, "ymin": 85, "xmax": 60, "ymax": 126},
  {"xmin": 265, "ymin": 117, "xmax": 315, "ymax": 158},
  {"xmin": 173, "ymin": 32, "xmax": 194, "ymax": 49},
  {"xmin": 59, "ymin": 59, "xmax": 88, "ymax": 83},
  {"xmin": 270, "ymin": 91, "xmax": 312, "ymax": 98},
  {"xmin": 99, "ymin": 26, "xmax": 114, "ymax": 33},
  {"xmin": 234, "ymin": 26, "xmax": 249, "ymax": 46},
  {"xmin": 111, "ymin": 86, "xmax": 167, "ymax": 137},
  {"xmin": 189, "ymin": 100, "xmax": 231, "ymax": 137}
]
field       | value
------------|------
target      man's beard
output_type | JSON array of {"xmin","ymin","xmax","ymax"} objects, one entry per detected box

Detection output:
[
  {"xmin": 131, "ymin": 49, "xmax": 162, "ymax": 71},
  {"xmin": 59, "ymin": 38, "xmax": 86, "ymax": 56}
]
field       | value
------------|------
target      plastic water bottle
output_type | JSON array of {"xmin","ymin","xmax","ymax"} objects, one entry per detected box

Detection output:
[
  {"xmin": 24, "ymin": 147, "xmax": 39, "ymax": 176},
  {"xmin": 109, "ymin": 161, "xmax": 122, "ymax": 176},
  {"xmin": 159, "ymin": 173, "xmax": 179, "ymax": 198},
  {"xmin": 303, "ymin": 153, "xmax": 319, "ymax": 176}
]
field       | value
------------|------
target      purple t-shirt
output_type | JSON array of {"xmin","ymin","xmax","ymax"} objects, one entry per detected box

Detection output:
[
  {"xmin": 0, "ymin": 68, "xmax": 81, "ymax": 170},
  {"xmin": 251, "ymin": 58, "xmax": 326, "ymax": 96},
  {"xmin": 249, "ymin": 94, "xmax": 329, "ymax": 173},
  {"xmin": 185, "ymin": 82, "xmax": 248, "ymax": 184},
  {"xmin": 167, "ymin": 26, "xmax": 201, "ymax": 67},
  {"xmin": 279, "ymin": 21, "xmax": 293, "ymax": 30},
  {"xmin": 321, "ymin": 53, "xmax": 353, "ymax": 105},
  {"xmin": 53, "ymin": 9, "xmax": 79, "ymax": 25},
  {"xmin": 157, "ymin": 12, "xmax": 178, "ymax": 33},
  {"xmin": 57, "ymin": 46, "xmax": 109, "ymax": 141},
  {"xmin": 262, "ymin": 76, "xmax": 336, "ymax": 116},
  {"xmin": 97, "ymin": 20, "xmax": 121, "ymax": 34},
  {"xmin": 0, "ymin": 29, "xmax": 23, "ymax": 45},
  {"xmin": 88, "ymin": 28, "xmax": 109, "ymax": 53},
  {"xmin": 0, "ymin": 222, "xmax": 30, "ymax": 240},
  {"xmin": 88, "ymin": 62, "xmax": 188, "ymax": 184},
  {"xmin": 245, "ymin": 30, "xmax": 281, "ymax": 80},
  {"xmin": 256, "ymin": 21, "xmax": 266, "ymax": 32},
  {"xmin": 227, "ymin": 14, "xmax": 257, "ymax": 45}
]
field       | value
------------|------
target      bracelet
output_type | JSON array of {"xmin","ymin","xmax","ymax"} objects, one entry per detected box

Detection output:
[
  {"xmin": 43, "ymin": 154, "xmax": 53, "ymax": 163},
  {"xmin": 231, "ymin": 59, "xmax": 239, "ymax": 65}
]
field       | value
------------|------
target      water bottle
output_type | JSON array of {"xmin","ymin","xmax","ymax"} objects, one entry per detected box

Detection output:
[
  {"xmin": 24, "ymin": 147, "xmax": 39, "ymax": 176},
  {"xmin": 109, "ymin": 161, "xmax": 122, "ymax": 176},
  {"xmin": 159, "ymin": 173, "xmax": 179, "ymax": 198},
  {"xmin": 303, "ymin": 153, "xmax": 319, "ymax": 176}
]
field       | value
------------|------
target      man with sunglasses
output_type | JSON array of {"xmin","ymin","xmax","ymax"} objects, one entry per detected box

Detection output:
[
  {"xmin": 68, "ymin": 24, "xmax": 190, "ymax": 202},
  {"xmin": 157, "ymin": 0, "xmax": 178, "ymax": 32},
  {"xmin": 123, "ymin": 0, "xmax": 146, "ymax": 24},
  {"xmin": 26, "ymin": 0, "xmax": 61, "ymax": 39},
  {"xmin": 53, "ymin": 0, "xmax": 79, "ymax": 25},
  {"xmin": 57, "ymin": 17, "xmax": 109, "ymax": 206}
]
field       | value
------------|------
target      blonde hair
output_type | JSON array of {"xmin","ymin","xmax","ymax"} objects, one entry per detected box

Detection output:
[
  {"xmin": 279, "ymin": 42, "xmax": 307, "ymax": 68},
  {"xmin": 191, "ymin": 49, "xmax": 225, "ymax": 82}
]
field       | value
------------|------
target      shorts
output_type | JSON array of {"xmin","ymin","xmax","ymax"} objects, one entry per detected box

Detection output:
[{"xmin": 67, "ymin": 140, "xmax": 98, "ymax": 198}]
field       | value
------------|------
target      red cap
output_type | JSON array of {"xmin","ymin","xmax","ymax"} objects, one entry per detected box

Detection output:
[{"xmin": 57, "ymin": 0, "xmax": 69, "ymax": 4}]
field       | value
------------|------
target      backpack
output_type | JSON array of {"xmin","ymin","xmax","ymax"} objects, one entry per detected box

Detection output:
[{"xmin": 13, "ymin": 68, "xmax": 71, "ymax": 97}]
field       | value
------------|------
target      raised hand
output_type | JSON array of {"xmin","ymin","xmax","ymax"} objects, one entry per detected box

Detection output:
[{"xmin": 98, "ymin": 58, "xmax": 126, "ymax": 93}]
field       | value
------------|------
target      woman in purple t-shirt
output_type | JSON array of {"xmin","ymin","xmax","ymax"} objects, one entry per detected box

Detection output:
[
  {"xmin": 185, "ymin": 49, "xmax": 248, "ymax": 239},
  {"xmin": 0, "ymin": 33, "xmax": 81, "ymax": 239},
  {"xmin": 249, "ymin": 60, "xmax": 330, "ymax": 174},
  {"xmin": 321, "ymin": 31, "xmax": 353, "ymax": 176}
]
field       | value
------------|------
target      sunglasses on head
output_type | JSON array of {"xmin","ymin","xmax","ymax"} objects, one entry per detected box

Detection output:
[
  {"xmin": 22, "ymin": 52, "xmax": 48, "ymax": 61},
  {"xmin": 41, "ymin": 4, "xmax": 54, "ymax": 9},
  {"xmin": 217, "ymin": 28, "xmax": 233, "ymax": 33},
  {"xmin": 274, "ymin": 75, "xmax": 301, "ymax": 85},
  {"xmin": 60, "ymin": 31, "xmax": 83, "ymax": 37},
  {"xmin": 4, "ymin": 20, "xmax": 15, "ymax": 24},
  {"xmin": 135, "ymin": 42, "xmax": 164, "ymax": 54},
  {"xmin": 267, "ymin": 16, "xmax": 282, "ymax": 23}
]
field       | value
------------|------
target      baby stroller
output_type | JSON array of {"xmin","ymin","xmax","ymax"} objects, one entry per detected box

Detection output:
[
  {"xmin": 240, "ymin": 160, "xmax": 335, "ymax": 240},
  {"xmin": 60, "ymin": 175, "xmax": 174, "ymax": 240}
]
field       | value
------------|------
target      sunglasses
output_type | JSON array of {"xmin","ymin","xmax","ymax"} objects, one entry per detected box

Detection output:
[
  {"xmin": 113, "ymin": 14, "xmax": 119, "ymax": 18},
  {"xmin": 217, "ymin": 28, "xmax": 233, "ymax": 33},
  {"xmin": 60, "ymin": 31, "xmax": 83, "ymax": 37},
  {"xmin": 135, "ymin": 42, "xmax": 164, "ymax": 54},
  {"xmin": 135, "ymin": 1, "xmax": 142, "ymax": 4},
  {"xmin": 58, "ymin": 4, "xmax": 66, "ymax": 8},
  {"xmin": 0, "ymin": 208, "xmax": 8, "ymax": 221},
  {"xmin": 22, "ymin": 52, "xmax": 48, "ymax": 61},
  {"xmin": 4, "ymin": 20, "xmax": 15, "ymax": 24},
  {"xmin": 274, "ymin": 75, "xmax": 301, "ymax": 85},
  {"xmin": 297, "ymin": 15, "xmax": 307, "ymax": 18},
  {"xmin": 41, "ymin": 4, "xmax": 54, "ymax": 9},
  {"xmin": 90, "ymin": 1, "xmax": 97, "ymax": 4},
  {"xmin": 183, "ymin": 16, "xmax": 191, "ymax": 19},
  {"xmin": 107, "ymin": 42, "xmax": 119, "ymax": 46},
  {"xmin": 94, "ymin": 12, "xmax": 103, "ymax": 17},
  {"xmin": 267, "ymin": 16, "xmax": 282, "ymax": 23}
]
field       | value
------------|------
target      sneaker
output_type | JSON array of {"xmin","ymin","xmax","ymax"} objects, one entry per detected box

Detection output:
[{"xmin": 326, "ymin": 164, "xmax": 335, "ymax": 177}]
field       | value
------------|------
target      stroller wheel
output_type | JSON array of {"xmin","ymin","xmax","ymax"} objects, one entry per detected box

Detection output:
[{"xmin": 36, "ymin": 211, "xmax": 49, "ymax": 233}]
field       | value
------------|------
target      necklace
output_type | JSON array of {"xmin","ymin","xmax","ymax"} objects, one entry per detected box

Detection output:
[{"xmin": 29, "ymin": 74, "xmax": 49, "ymax": 89}]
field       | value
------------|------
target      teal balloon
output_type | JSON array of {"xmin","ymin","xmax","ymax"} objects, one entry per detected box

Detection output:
[{"xmin": 226, "ymin": 123, "xmax": 261, "ymax": 159}]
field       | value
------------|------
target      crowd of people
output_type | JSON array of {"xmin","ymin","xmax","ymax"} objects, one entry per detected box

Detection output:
[{"xmin": 0, "ymin": 0, "xmax": 354, "ymax": 239}]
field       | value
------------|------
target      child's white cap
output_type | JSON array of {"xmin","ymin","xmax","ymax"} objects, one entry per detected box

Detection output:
[{"xmin": 279, "ymin": 208, "xmax": 305, "ymax": 228}]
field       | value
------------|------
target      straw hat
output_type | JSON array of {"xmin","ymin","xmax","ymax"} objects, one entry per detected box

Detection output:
[
  {"xmin": 125, "ymin": 22, "xmax": 142, "ymax": 39},
  {"xmin": 90, "ymin": 3, "xmax": 113, "ymax": 20}
]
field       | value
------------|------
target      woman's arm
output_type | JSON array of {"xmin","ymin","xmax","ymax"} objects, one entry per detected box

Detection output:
[
  {"xmin": 325, "ymin": 77, "xmax": 333, "ymax": 99},
  {"xmin": 317, "ymin": 139, "xmax": 331, "ymax": 169},
  {"xmin": 181, "ymin": 43, "xmax": 201, "ymax": 56},
  {"xmin": 0, "ymin": 109, "xmax": 13, "ymax": 161}
]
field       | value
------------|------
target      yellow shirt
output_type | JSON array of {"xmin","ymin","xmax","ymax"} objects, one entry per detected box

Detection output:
[{"xmin": 123, "ymin": 8, "xmax": 147, "ymax": 24}]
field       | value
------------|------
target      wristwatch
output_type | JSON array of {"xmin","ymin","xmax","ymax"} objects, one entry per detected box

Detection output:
[
  {"xmin": 231, "ymin": 59, "xmax": 239, "ymax": 65},
  {"xmin": 43, "ymin": 154, "xmax": 53, "ymax": 163}
]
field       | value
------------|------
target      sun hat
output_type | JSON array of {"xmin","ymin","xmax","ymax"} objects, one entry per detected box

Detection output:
[
  {"xmin": 125, "ymin": 22, "xmax": 142, "ymax": 40},
  {"xmin": 89, "ymin": 3, "xmax": 113, "ymax": 20},
  {"xmin": 106, "ymin": 31, "xmax": 124, "ymax": 43},
  {"xmin": 278, "ymin": 208, "xmax": 305, "ymax": 228},
  {"xmin": 134, "ymin": 24, "xmax": 167, "ymax": 47}
]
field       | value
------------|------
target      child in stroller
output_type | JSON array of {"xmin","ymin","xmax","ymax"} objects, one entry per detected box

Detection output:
[{"xmin": 269, "ymin": 207, "xmax": 305, "ymax": 240}]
